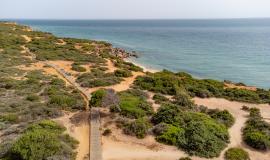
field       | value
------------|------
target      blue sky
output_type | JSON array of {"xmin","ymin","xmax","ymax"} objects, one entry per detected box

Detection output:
[{"xmin": 1, "ymin": 0, "xmax": 270, "ymax": 19}]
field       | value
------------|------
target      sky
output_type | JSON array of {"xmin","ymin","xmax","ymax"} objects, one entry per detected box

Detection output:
[{"xmin": 1, "ymin": 0, "xmax": 270, "ymax": 19}]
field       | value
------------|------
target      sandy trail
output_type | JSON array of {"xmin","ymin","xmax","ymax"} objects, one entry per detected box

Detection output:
[
  {"xmin": 55, "ymin": 39, "xmax": 67, "ymax": 45},
  {"xmin": 103, "ymin": 138, "xmax": 186, "ymax": 160},
  {"xmin": 224, "ymin": 83, "xmax": 257, "ymax": 91},
  {"xmin": 21, "ymin": 35, "xmax": 32, "ymax": 43},
  {"xmin": 105, "ymin": 60, "xmax": 117, "ymax": 73},
  {"xmin": 147, "ymin": 92, "xmax": 161, "ymax": 112},
  {"xmin": 47, "ymin": 60, "xmax": 76, "ymax": 74},
  {"xmin": 18, "ymin": 62, "xmax": 72, "ymax": 86},
  {"xmin": 87, "ymin": 71, "xmax": 145, "ymax": 94},
  {"xmin": 54, "ymin": 112, "xmax": 90, "ymax": 160}
]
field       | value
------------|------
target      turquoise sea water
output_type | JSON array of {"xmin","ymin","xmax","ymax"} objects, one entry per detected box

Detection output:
[{"xmin": 12, "ymin": 19, "xmax": 270, "ymax": 88}]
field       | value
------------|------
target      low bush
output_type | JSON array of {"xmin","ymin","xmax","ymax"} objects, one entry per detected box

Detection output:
[
  {"xmin": 152, "ymin": 93, "xmax": 169, "ymax": 104},
  {"xmin": 114, "ymin": 69, "xmax": 132, "ymax": 77},
  {"xmin": 0, "ymin": 114, "xmax": 18, "ymax": 123},
  {"xmin": 114, "ymin": 60, "xmax": 143, "ymax": 72},
  {"xmin": 76, "ymin": 69, "xmax": 123, "ymax": 88},
  {"xmin": 152, "ymin": 103, "xmax": 229, "ymax": 158},
  {"xmin": 208, "ymin": 110, "xmax": 235, "ymax": 128},
  {"xmin": 179, "ymin": 157, "xmax": 192, "ymax": 160},
  {"xmin": 172, "ymin": 92, "xmax": 194, "ymax": 109},
  {"xmin": 225, "ymin": 148, "xmax": 250, "ymax": 160},
  {"xmin": 134, "ymin": 70, "xmax": 270, "ymax": 104},
  {"xmin": 156, "ymin": 124, "xmax": 185, "ymax": 145},
  {"xmin": 5, "ymin": 120, "xmax": 78, "ymax": 160},
  {"xmin": 49, "ymin": 95, "xmax": 77, "ymax": 109},
  {"xmin": 90, "ymin": 89, "xmax": 119, "ymax": 108},
  {"xmin": 123, "ymin": 118, "xmax": 151, "ymax": 138},
  {"xmin": 103, "ymin": 128, "xmax": 112, "ymax": 136},
  {"xmin": 90, "ymin": 89, "xmax": 106, "ymax": 107},
  {"xmin": 118, "ymin": 90, "xmax": 153, "ymax": 119},
  {"xmin": 26, "ymin": 94, "xmax": 40, "ymax": 102},
  {"xmin": 243, "ymin": 108, "xmax": 270, "ymax": 151},
  {"xmin": 71, "ymin": 63, "xmax": 86, "ymax": 72}
]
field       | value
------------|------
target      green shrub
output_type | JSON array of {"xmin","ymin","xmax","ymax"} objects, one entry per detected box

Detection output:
[
  {"xmin": 183, "ymin": 120, "xmax": 228, "ymax": 157},
  {"xmin": 244, "ymin": 131, "xmax": 270, "ymax": 150},
  {"xmin": 123, "ymin": 118, "xmax": 151, "ymax": 138},
  {"xmin": 103, "ymin": 128, "xmax": 112, "ymax": 136},
  {"xmin": 156, "ymin": 124, "xmax": 185, "ymax": 145},
  {"xmin": 223, "ymin": 88, "xmax": 261, "ymax": 103},
  {"xmin": 90, "ymin": 89, "xmax": 106, "ymax": 107},
  {"xmin": 152, "ymin": 93, "xmax": 169, "ymax": 104},
  {"xmin": 151, "ymin": 103, "xmax": 184, "ymax": 126},
  {"xmin": 134, "ymin": 70, "xmax": 270, "ymax": 104},
  {"xmin": 71, "ymin": 63, "xmax": 86, "ymax": 72},
  {"xmin": 209, "ymin": 110, "xmax": 235, "ymax": 128},
  {"xmin": 118, "ymin": 90, "xmax": 153, "ymax": 119},
  {"xmin": 114, "ymin": 69, "xmax": 132, "ymax": 77},
  {"xmin": 225, "ymin": 148, "xmax": 250, "ymax": 160},
  {"xmin": 10, "ymin": 129, "xmax": 62, "ymax": 160},
  {"xmin": 49, "ymin": 95, "xmax": 77, "ymax": 109},
  {"xmin": 134, "ymin": 70, "xmax": 181, "ymax": 95},
  {"xmin": 172, "ymin": 91, "xmax": 194, "ymax": 108},
  {"xmin": 0, "ymin": 114, "xmax": 18, "ymax": 123},
  {"xmin": 179, "ymin": 157, "xmax": 192, "ymax": 160},
  {"xmin": 90, "ymin": 89, "xmax": 119, "ymax": 108},
  {"xmin": 77, "ymin": 69, "xmax": 123, "ymax": 88},
  {"xmin": 152, "ymin": 103, "xmax": 229, "ymax": 158},
  {"xmin": 115, "ymin": 60, "xmax": 143, "ymax": 72},
  {"xmin": 243, "ymin": 108, "xmax": 270, "ymax": 150},
  {"xmin": 7, "ymin": 120, "xmax": 77, "ymax": 160},
  {"xmin": 26, "ymin": 94, "xmax": 40, "ymax": 102}
]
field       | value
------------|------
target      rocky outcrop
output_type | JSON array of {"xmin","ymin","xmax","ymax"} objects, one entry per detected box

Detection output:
[{"xmin": 112, "ymin": 48, "xmax": 139, "ymax": 59}]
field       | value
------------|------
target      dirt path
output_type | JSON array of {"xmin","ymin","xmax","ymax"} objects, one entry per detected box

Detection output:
[
  {"xmin": 54, "ymin": 112, "xmax": 90, "ymax": 160},
  {"xmin": 87, "ymin": 71, "xmax": 145, "ymax": 94},
  {"xmin": 105, "ymin": 60, "xmax": 117, "ymax": 73},
  {"xmin": 21, "ymin": 35, "xmax": 32, "ymax": 43}
]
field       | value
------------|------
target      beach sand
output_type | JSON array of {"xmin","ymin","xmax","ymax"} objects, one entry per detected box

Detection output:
[{"xmin": 125, "ymin": 58, "xmax": 159, "ymax": 73}]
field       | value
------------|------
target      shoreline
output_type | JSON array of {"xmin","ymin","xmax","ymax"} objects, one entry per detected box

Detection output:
[
  {"xmin": 124, "ymin": 58, "xmax": 260, "ymax": 90},
  {"xmin": 124, "ymin": 57, "xmax": 160, "ymax": 73}
]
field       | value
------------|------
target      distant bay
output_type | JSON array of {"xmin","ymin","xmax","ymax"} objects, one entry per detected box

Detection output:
[{"xmin": 13, "ymin": 19, "xmax": 270, "ymax": 88}]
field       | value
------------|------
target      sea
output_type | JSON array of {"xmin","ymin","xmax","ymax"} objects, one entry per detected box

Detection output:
[{"xmin": 10, "ymin": 19, "xmax": 270, "ymax": 89}]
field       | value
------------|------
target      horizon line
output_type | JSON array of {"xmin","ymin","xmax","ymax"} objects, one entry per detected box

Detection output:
[{"xmin": 1, "ymin": 17, "xmax": 270, "ymax": 21}]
